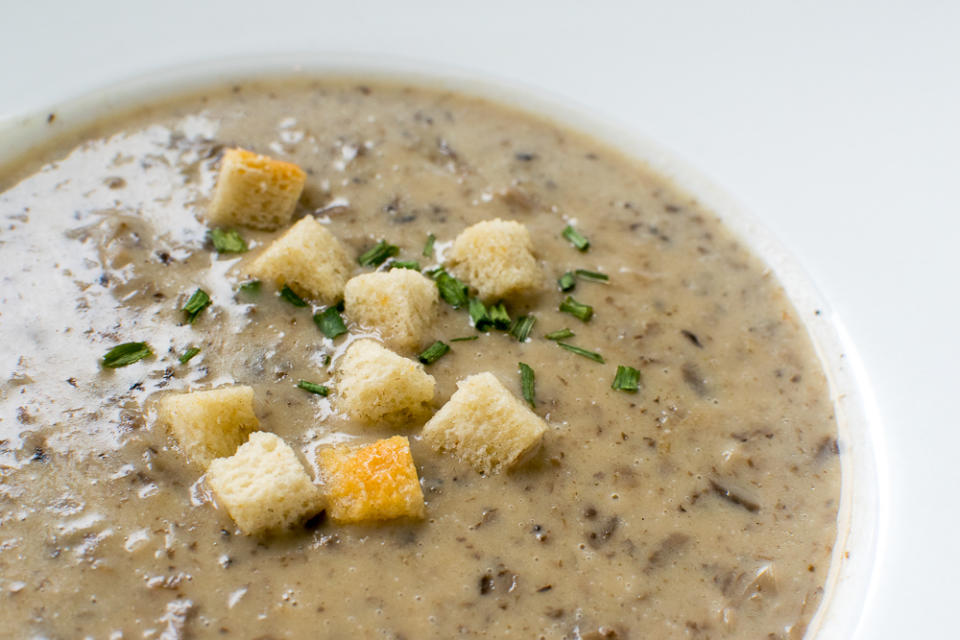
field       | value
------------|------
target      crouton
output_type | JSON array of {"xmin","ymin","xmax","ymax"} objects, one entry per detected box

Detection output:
[
  {"xmin": 248, "ymin": 216, "xmax": 353, "ymax": 304},
  {"xmin": 206, "ymin": 432, "xmax": 323, "ymax": 535},
  {"xmin": 421, "ymin": 372, "xmax": 547, "ymax": 474},
  {"xmin": 157, "ymin": 385, "xmax": 258, "ymax": 469},
  {"xmin": 335, "ymin": 339, "xmax": 435, "ymax": 425},
  {"xmin": 317, "ymin": 436, "xmax": 425, "ymax": 523},
  {"xmin": 343, "ymin": 269, "xmax": 438, "ymax": 351},
  {"xmin": 446, "ymin": 218, "xmax": 542, "ymax": 301},
  {"xmin": 206, "ymin": 148, "xmax": 306, "ymax": 230}
]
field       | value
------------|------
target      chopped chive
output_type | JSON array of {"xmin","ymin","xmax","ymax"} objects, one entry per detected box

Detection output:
[
  {"xmin": 182, "ymin": 288, "xmax": 211, "ymax": 323},
  {"xmin": 519, "ymin": 362, "xmax": 536, "ymax": 408},
  {"xmin": 489, "ymin": 302, "xmax": 511, "ymax": 330},
  {"xmin": 358, "ymin": 240, "xmax": 399, "ymax": 267},
  {"xmin": 389, "ymin": 259, "xmax": 421, "ymax": 271},
  {"xmin": 432, "ymin": 269, "xmax": 469, "ymax": 309},
  {"xmin": 313, "ymin": 307, "xmax": 348, "ymax": 339},
  {"xmin": 469, "ymin": 297, "xmax": 493, "ymax": 331},
  {"xmin": 237, "ymin": 280, "xmax": 261, "ymax": 296},
  {"xmin": 558, "ymin": 271, "xmax": 576, "ymax": 292},
  {"xmin": 208, "ymin": 228, "xmax": 248, "ymax": 253},
  {"xmin": 557, "ymin": 342, "xmax": 605, "ymax": 363},
  {"xmin": 612, "ymin": 365, "xmax": 641, "ymax": 392},
  {"xmin": 562, "ymin": 224, "xmax": 590, "ymax": 251},
  {"xmin": 575, "ymin": 269, "xmax": 609, "ymax": 282},
  {"xmin": 280, "ymin": 285, "xmax": 308, "ymax": 307},
  {"xmin": 418, "ymin": 341, "xmax": 450, "ymax": 365},
  {"xmin": 545, "ymin": 328, "xmax": 574, "ymax": 341},
  {"xmin": 559, "ymin": 296, "xmax": 593, "ymax": 322},
  {"xmin": 422, "ymin": 233, "xmax": 436, "ymax": 257},
  {"xmin": 510, "ymin": 315, "xmax": 536, "ymax": 342},
  {"xmin": 321, "ymin": 353, "xmax": 332, "ymax": 366},
  {"xmin": 101, "ymin": 342, "xmax": 152, "ymax": 368},
  {"xmin": 450, "ymin": 335, "xmax": 479, "ymax": 342},
  {"xmin": 297, "ymin": 380, "xmax": 329, "ymax": 396},
  {"xmin": 178, "ymin": 347, "xmax": 201, "ymax": 364}
]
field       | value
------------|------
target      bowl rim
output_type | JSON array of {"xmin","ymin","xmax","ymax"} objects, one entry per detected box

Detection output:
[{"xmin": 0, "ymin": 53, "xmax": 887, "ymax": 639}]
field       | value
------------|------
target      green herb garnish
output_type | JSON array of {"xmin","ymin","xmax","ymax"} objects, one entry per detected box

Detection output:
[
  {"xmin": 208, "ymin": 228, "xmax": 248, "ymax": 253},
  {"xmin": 178, "ymin": 347, "xmax": 201, "ymax": 364},
  {"xmin": 519, "ymin": 362, "xmax": 536, "ymax": 408},
  {"xmin": 489, "ymin": 302, "xmax": 511, "ymax": 330},
  {"xmin": 432, "ymin": 269, "xmax": 469, "ymax": 308},
  {"xmin": 545, "ymin": 328, "xmax": 574, "ymax": 341},
  {"xmin": 575, "ymin": 269, "xmax": 609, "ymax": 282},
  {"xmin": 101, "ymin": 342, "xmax": 152, "ymax": 368},
  {"xmin": 612, "ymin": 365, "xmax": 641, "ymax": 392},
  {"xmin": 558, "ymin": 271, "xmax": 576, "ymax": 292},
  {"xmin": 237, "ymin": 280, "xmax": 261, "ymax": 296},
  {"xmin": 562, "ymin": 224, "xmax": 590, "ymax": 251},
  {"xmin": 182, "ymin": 288, "xmax": 211, "ymax": 323},
  {"xmin": 389, "ymin": 260, "xmax": 421, "ymax": 271},
  {"xmin": 422, "ymin": 233, "xmax": 436, "ymax": 257},
  {"xmin": 314, "ymin": 307, "xmax": 348, "ymax": 339},
  {"xmin": 297, "ymin": 380, "xmax": 329, "ymax": 396},
  {"xmin": 280, "ymin": 285, "xmax": 308, "ymax": 307},
  {"xmin": 418, "ymin": 341, "xmax": 450, "ymax": 365},
  {"xmin": 510, "ymin": 315, "xmax": 536, "ymax": 342},
  {"xmin": 469, "ymin": 298, "xmax": 493, "ymax": 331},
  {"xmin": 557, "ymin": 342, "xmax": 604, "ymax": 363},
  {"xmin": 559, "ymin": 296, "xmax": 593, "ymax": 322},
  {"xmin": 450, "ymin": 335, "xmax": 479, "ymax": 342},
  {"xmin": 358, "ymin": 240, "xmax": 399, "ymax": 267}
]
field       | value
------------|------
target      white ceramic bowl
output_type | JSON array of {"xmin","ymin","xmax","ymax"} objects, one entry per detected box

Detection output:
[{"xmin": 0, "ymin": 55, "xmax": 886, "ymax": 639}]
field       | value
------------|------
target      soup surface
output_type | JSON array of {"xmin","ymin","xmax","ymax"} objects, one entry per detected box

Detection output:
[{"xmin": 0, "ymin": 79, "xmax": 841, "ymax": 639}]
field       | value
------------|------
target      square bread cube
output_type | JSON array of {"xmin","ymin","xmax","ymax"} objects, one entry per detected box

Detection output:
[
  {"xmin": 247, "ymin": 215, "xmax": 353, "ymax": 304},
  {"xmin": 421, "ymin": 372, "xmax": 547, "ymax": 474},
  {"xmin": 446, "ymin": 218, "xmax": 542, "ymax": 301},
  {"xmin": 158, "ymin": 385, "xmax": 259, "ymax": 469},
  {"xmin": 317, "ymin": 435, "xmax": 425, "ymax": 523},
  {"xmin": 335, "ymin": 339, "xmax": 436, "ymax": 425},
  {"xmin": 206, "ymin": 148, "xmax": 307, "ymax": 230},
  {"xmin": 206, "ymin": 432, "xmax": 323, "ymax": 535},
  {"xmin": 343, "ymin": 269, "xmax": 438, "ymax": 352}
]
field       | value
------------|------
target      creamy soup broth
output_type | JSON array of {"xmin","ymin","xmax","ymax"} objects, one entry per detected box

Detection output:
[{"xmin": 0, "ymin": 79, "xmax": 841, "ymax": 639}]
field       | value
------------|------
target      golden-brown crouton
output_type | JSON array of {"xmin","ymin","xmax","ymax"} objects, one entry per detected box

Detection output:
[
  {"xmin": 343, "ymin": 269, "xmax": 438, "ymax": 352},
  {"xmin": 247, "ymin": 215, "xmax": 353, "ymax": 304},
  {"xmin": 421, "ymin": 372, "xmax": 547, "ymax": 474},
  {"xmin": 206, "ymin": 432, "xmax": 323, "ymax": 535},
  {"xmin": 335, "ymin": 339, "xmax": 435, "ymax": 425},
  {"xmin": 157, "ymin": 385, "xmax": 258, "ymax": 469},
  {"xmin": 206, "ymin": 148, "xmax": 306, "ymax": 230},
  {"xmin": 317, "ymin": 436, "xmax": 425, "ymax": 523},
  {"xmin": 446, "ymin": 218, "xmax": 541, "ymax": 301}
]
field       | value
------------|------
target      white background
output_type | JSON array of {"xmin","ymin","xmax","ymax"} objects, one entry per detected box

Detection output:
[{"xmin": 2, "ymin": 1, "xmax": 957, "ymax": 637}]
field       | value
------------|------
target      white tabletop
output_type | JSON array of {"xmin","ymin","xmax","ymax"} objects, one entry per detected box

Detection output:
[{"xmin": 3, "ymin": 1, "xmax": 958, "ymax": 637}]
